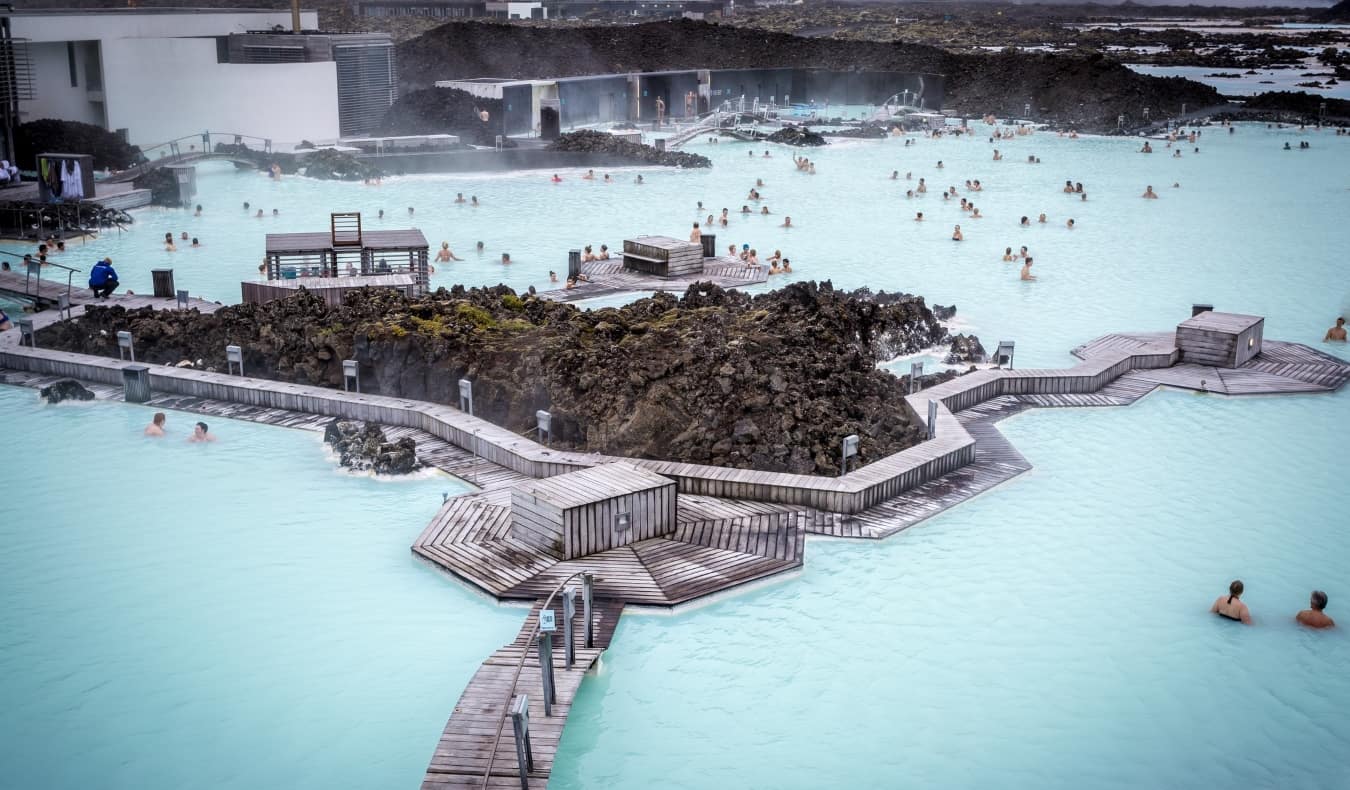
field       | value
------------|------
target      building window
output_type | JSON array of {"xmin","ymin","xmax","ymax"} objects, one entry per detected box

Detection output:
[{"xmin": 67, "ymin": 42, "xmax": 78, "ymax": 87}]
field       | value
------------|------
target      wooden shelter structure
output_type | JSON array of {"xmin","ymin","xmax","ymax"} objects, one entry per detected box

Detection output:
[
  {"xmin": 257, "ymin": 212, "xmax": 430, "ymax": 299},
  {"xmin": 510, "ymin": 461, "xmax": 677, "ymax": 560},
  {"xmin": 1176, "ymin": 311, "xmax": 1264, "ymax": 368}
]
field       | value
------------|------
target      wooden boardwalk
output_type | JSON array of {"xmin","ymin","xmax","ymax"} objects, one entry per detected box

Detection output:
[
  {"xmin": 412, "ymin": 492, "xmax": 806, "ymax": 606},
  {"xmin": 422, "ymin": 597, "xmax": 625, "ymax": 789},
  {"xmin": 537, "ymin": 257, "xmax": 768, "ymax": 303},
  {"xmin": 0, "ymin": 367, "xmax": 530, "ymax": 493}
]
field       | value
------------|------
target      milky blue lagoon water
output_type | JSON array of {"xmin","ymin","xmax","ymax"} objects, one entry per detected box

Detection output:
[
  {"xmin": 5, "ymin": 122, "xmax": 1350, "ymax": 788},
  {"xmin": 0, "ymin": 388, "xmax": 522, "ymax": 790}
]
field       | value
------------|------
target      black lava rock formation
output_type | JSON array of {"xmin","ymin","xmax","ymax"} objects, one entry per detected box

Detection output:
[{"xmin": 38, "ymin": 282, "xmax": 953, "ymax": 476}]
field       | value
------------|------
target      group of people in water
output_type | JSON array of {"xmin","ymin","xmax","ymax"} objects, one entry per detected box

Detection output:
[
  {"xmin": 143, "ymin": 412, "xmax": 216, "ymax": 442},
  {"xmin": 1211, "ymin": 580, "xmax": 1335, "ymax": 628}
]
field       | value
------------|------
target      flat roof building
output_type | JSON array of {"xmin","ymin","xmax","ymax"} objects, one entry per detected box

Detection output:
[{"xmin": 0, "ymin": 8, "xmax": 396, "ymax": 151}]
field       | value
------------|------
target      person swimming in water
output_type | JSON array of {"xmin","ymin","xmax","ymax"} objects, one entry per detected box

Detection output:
[
  {"xmin": 1211, "ymin": 580, "xmax": 1252, "ymax": 624},
  {"xmin": 189, "ymin": 421, "xmax": 216, "ymax": 443},
  {"xmin": 1324, "ymin": 317, "xmax": 1347, "ymax": 342},
  {"xmin": 781, "ymin": 216, "xmax": 792, "ymax": 228},
  {"xmin": 455, "ymin": 193, "xmax": 466, "ymax": 203},
  {"xmin": 144, "ymin": 412, "xmax": 167, "ymax": 437},
  {"xmin": 583, "ymin": 169, "xmax": 595, "ymax": 180},
  {"xmin": 436, "ymin": 242, "xmax": 463, "ymax": 262},
  {"xmin": 690, "ymin": 222, "xmax": 702, "ymax": 243},
  {"xmin": 914, "ymin": 212, "xmax": 924, "ymax": 221},
  {"xmin": 1296, "ymin": 591, "xmax": 1335, "ymax": 629},
  {"xmin": 1003, "ymin": 246, "xmax": 1014, "ymax": 261},
  {"xmin": 1142, "ymin": 185, "xmax": 1159, "ymax": 199},
  {"xmin": 1066, "ymin": 218, "xmax": 1075, "ymax": 229},
  {"xmin": 1020, "ymin": 257, "xmax": 1036, "ymax": 281},
  {"xmin": 952, "ymin": 225, "xmax": 963, "ymax": 241}
]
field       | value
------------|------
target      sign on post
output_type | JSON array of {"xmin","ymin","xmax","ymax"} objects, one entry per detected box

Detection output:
[
  {"xmin": 342, "ymin": 359, "xmax": 359, "ymax": 393},
  {"xmin": 840, "ymin": 434, "xmax": 860, "ymax": 476},
  {"xmin": 17, "ymin": 318, "xmax": 34, "ymax": 348},
  {"xmin": 458, "ymin": 378, "xmax": 473, "ymax": 415},
  {"xmin": 539, "ymin": 609, "xmax": 556, "ymax": 632},
  {"xmin": 226, "ymin": 344, "xmax": 243, "ymax": 376},
  {"xmin": 536, "ymin": 410, "xmax": 551, "ymax": 445},
  {"xmin": 995, "ymin": 340, "xmax": 1015, "ymax": 370}
]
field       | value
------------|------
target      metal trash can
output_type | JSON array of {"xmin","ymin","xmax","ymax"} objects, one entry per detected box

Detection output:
[
  {"xmin": 701, "ymin": 233, "xmax": 716, "ymax": 259},
  {"xmin": 151, "ymin": 269, "xmax": 175, "ymax": 298}
]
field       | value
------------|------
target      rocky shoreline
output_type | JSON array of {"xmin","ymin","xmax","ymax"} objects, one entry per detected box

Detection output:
[
  {"xmin": 394, "ymin": 19, "xmax": 1222, "ymax": 132},
  {"xmin": 547, "ymin": 130, "xmax": 712, "ymax": 168},
  {"xmin": 37, "ymin": 282, "xmax": 954, "ymax": 476}
]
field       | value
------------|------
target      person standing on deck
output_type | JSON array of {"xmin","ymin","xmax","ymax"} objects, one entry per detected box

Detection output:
[
  {"xmin": 89, "ymin": 257, "xmax": 118, "ymax": 299},
  {"xmin": 655, "ymin": 97, "xmax": 665, "ymax": 127},
  {"xmin": 690, "ymin": 223, "xmax": 702, "ymax": 244}
]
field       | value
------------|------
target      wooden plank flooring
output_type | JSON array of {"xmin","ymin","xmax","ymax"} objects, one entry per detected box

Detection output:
[
  {"xmin": 536, "ymin": 257, "xmax": 768, "ymax": 303},
  {"xmin": 423, "ymin": 597, "xmax": 624, "ymax": 790}
]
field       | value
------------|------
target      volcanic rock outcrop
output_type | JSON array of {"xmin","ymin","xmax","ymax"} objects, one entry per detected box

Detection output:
[
  {"xmin": 547, "ymin": 130, "xmax": 712, "ymax": 168},
  {"xmin": 39, "ymin": 379, "xmax": 95, "ymax": 404},
  {"xmin": 38, "ymin": 282, "xmax": 952, "ymax": 476},
  {"xmin": 323, "ymin": 419, "xmax": 422, "ymax": 474}
]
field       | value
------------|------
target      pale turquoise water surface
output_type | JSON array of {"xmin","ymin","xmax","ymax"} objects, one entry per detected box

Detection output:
[
  {"xmin": 0, "ymin": 387, "xmax": 522, "ymax": 790},
  {"xmin": 554, "ymin": 390, "xmax": 1350, "ymax": 790},
  {"xmin": 5, "ymin": 121, "xmax": 1350, "ymax": 789}
]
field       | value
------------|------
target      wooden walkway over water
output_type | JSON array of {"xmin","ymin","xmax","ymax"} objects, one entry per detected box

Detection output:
[
  {"xmin": 5, "ymin": 302, "xmax": 1350, "ymax": 789},
  {"xmin": 422, "ymin": 597, "xmax": 625, "ymax": 789},
  {"xmin": 537, "ymin": 257, "xmax": 768, "ymax": 303}
]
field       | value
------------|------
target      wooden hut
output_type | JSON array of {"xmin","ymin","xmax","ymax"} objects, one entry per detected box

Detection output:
[
  {"xmin": 243, "ymin": 212, "xmax": 430, "ymax": 306},
  {"xmin": 1175, "ymin": 311, "xmax": 1264, "ymax": 368},
  {"xmin": 622, "ymin": 235, "xmax": 704, "ymax": 277},
  {"xmin": 510, "ymin": 461, "xmax": 677, "ymax": 559}
]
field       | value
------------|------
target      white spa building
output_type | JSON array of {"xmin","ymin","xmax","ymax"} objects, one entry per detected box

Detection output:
[{"xmin": 4, "ymin": 7, "xmax": 396, "ymax": 149}]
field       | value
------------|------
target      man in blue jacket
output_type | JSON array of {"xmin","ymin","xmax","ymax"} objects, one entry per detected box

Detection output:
[{"xmin": 88, "ymin": 257, "xmax": 118, "ymax": 298}]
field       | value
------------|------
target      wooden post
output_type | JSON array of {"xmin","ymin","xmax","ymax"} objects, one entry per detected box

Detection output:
[
  {"xmin": 926, "ymin": 400, "xmax": 938, "ymax": 440},
  {"xmin": 537, "ymin": 632, "xmax": 556, "ymax": 716},
  {"xmin": 122, "ymin": 364, "xmax": 152, "ymax": 403},
  {"xmin": 582, "ymin": 573, "xmax": 594, "ymax": 649},
  {"xmin": 562, "ymin": 588, "xmax": 576, "ymax": 669},
  {"xmin": 701, "ymin": 233, "xmax": 716, "ymax": 259},
  {"xmin": 509, "ymin": 694, "xmax": 533, "ymax": 789},
  {"xmin": 910, "ymin": 361, "xmax": 923, "ymax": 394}
]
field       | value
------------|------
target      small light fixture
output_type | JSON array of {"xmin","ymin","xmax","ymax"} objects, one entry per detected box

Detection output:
[
  {"xmin": 615, "ymin": 512, "xmax": 631, "ymax": 532},
  {"xmin": 1248, "ymin": 337, "xmax": 1255, "ymax": 348}
]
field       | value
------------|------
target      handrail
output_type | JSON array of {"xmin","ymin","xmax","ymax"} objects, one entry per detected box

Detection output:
[{"xmin": 479, "ymin": 570, "xmax": 594, "ymax": 790}]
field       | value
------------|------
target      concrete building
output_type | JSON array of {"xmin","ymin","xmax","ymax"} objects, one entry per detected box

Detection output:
[
  {"xmin": 438, "ymin": 67, "xmax": 943, "ymax": 138},
  {"xmin": 226, "ymin": 31, "xmax": 396, "ymax": 136},
  {"xmin": 1, "ymin": 8, "xmax": 356, "ymax": 150},
  {"xmin": 350, "ymin": 0, "xmax": 487, "ymax": 18}
]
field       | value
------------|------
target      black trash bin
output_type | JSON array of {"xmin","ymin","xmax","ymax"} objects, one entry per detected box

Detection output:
[{"xmin": 151, "ymin": 269, "xmax": 175, "ymax": 298}]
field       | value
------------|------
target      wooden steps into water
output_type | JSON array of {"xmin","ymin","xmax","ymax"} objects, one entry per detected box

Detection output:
[{"xmin": 422, "ymin": 597, "xmax": 624, "ymax": 790}]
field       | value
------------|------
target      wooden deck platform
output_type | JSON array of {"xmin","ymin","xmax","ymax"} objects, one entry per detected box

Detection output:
[
  {"xmin": 412, "ymin": 492, "xmax": 806, "ymax": 607},
  {"xmin": 422, "ymin": 597, "xmax": 625, "ymax": 790},
  {"xmin": 538, "ymin": 257, "xmax": 768, "ymax": 303}
]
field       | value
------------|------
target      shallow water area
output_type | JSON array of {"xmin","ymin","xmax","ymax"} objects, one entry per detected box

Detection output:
[
  {"xmin": 58, "ymin": 123, "xmax": 1350, "ymax": 367},
  {"xmin": 0, "ymin": 387, "xmax": 522, "ymax": 790},
  {"xmin": 8, "ymin": 118, "xmax": 1350, "ymax": 789},
  {"xmin": 553, "ymin": 389, "xmax": 1350, "ymax": 790}
]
